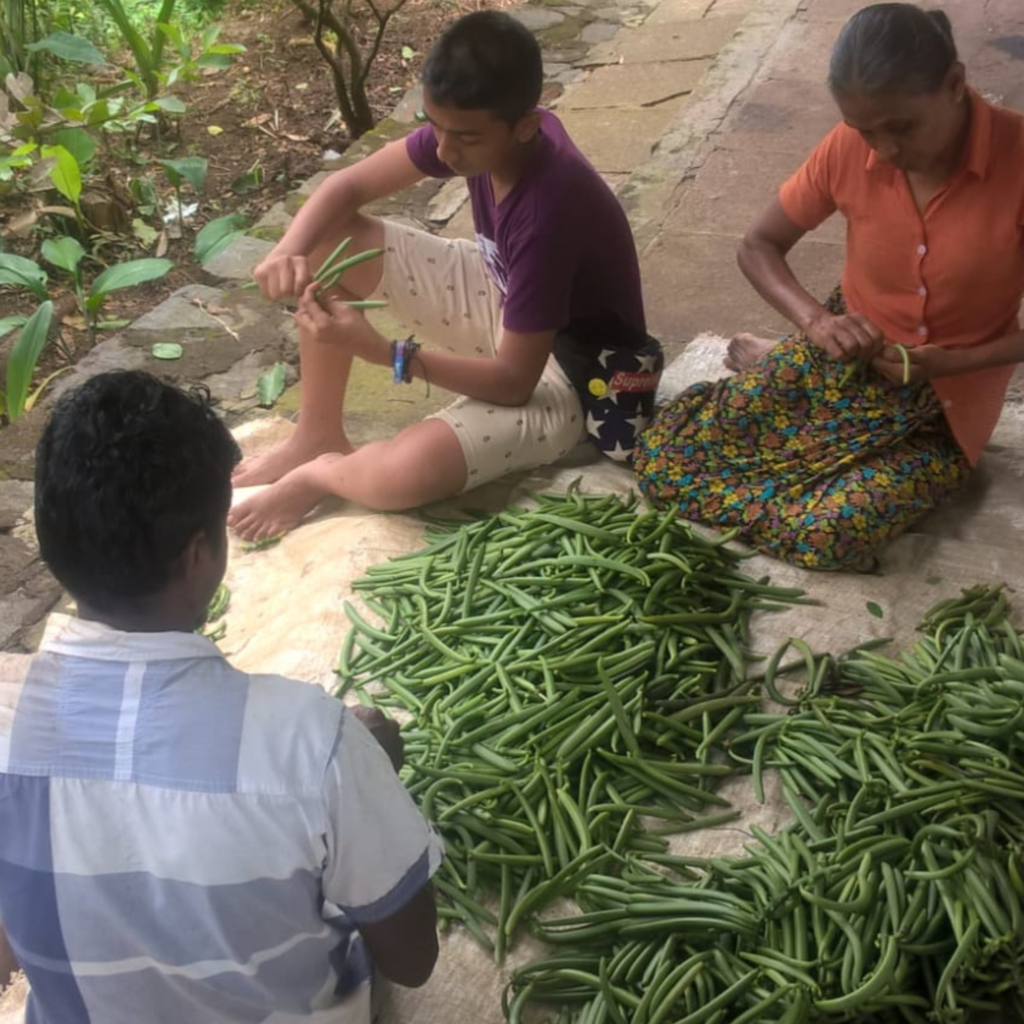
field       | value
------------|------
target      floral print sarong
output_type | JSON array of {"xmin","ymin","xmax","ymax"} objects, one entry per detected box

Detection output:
[{"xmin": 634, "ymin": 292, "xmax": 971, "ymax": 570}]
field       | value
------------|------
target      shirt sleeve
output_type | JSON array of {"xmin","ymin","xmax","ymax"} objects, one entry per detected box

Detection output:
[
  {"xmin": 778, "ymin": 125, "xmax": 844, "ymax": 231},
  {"xmin": 321, "ymin": 710, "xmax": 443, "ymax": 924},
  {"xmin": 405, "ymin": 124, "xmax": 455, "ymax": 180}
]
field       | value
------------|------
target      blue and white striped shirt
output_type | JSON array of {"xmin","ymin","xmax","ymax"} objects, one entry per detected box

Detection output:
[{"xmin": 0, "ymin": 615, "xmax": 442, "ymax": 1023}]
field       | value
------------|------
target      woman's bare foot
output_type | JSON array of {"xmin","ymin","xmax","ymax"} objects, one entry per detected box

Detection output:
[
  {"xmin": 229, "ymin": 463, "xmax": 328, "ymax": 540},
  {"xmin": 231, "ymin": 432, "xmax": 354, "ymax": 488},
  {"xmin": 724, "ymin": 333, "xmax": 778, "ymax": 372}
]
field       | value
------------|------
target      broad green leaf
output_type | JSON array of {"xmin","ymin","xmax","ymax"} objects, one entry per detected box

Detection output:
[
  {"xmin": 0, "ymin": 253, "xmax": 49, "ymax": 300},
  {"xmin": 41, "ymin": 236, "xmax": 85, "ymax": 275},
  {"xmin": 40, "ymin": 144, "xmax": 82, "ymax": 205},
  {"xmin": 401, "ymin": 45, "xmax": 415, "ymax": 60},
  {"xmin": 85, "ymin": 99, "xmax": 113, "ymax": 126},
  {"xmin": 5, "ymin": 301, "xmax": 54, "ymax": 422},
  {"xmin": 207, "ymin": 44, "xmax": 247, "ymax": 55},
  {"xmin": 257, "ymin": 363, "xmax": 286, "ymax": 407},
  {"xmin": 53, "ymin": 128, "xmax": 96, "ymax": 167},
  {"xmin": 26, "ymin": 31, "xmax": 108, "ymax": 65},
  {"xmin": 88, "ymin": 258, "xmax": 173, "ymax": 308},
  {"xmin": 866, "ymin": 601, "xmax": 884, "ymax": 619},
  {"xmin": 157, "ymin": 22, "xmax": 187, "ymax": 49},
  {"xmin": 158, "ymin": 156, "xmax": 207, "ymax": 192},
  {"xmin": 152, "ymin": 342, "xmax": 183, "ymax": 360},
  {"xmin": 194, "ymin": 214, "xmax": 248, "ymax": 265},
  {"xmin": 151, "ymin": 96, "xmax": 187, "ymax": 113},
  {"xmin": 196, "ymin": 53, "xmax": 234, "ymax": 70},
  {"xmin": 0, "ymin": 315, "xmax": 28, "ymax": 339}
]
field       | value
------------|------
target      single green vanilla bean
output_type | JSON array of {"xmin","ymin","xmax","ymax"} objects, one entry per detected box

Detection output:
[
  {"xmin": 893, "ymin": 342, "xmax": 911, "ymax": 384},
  {"xmin": 839, "ymin": 359, "xmax": 862, "ymax": 387},
  {"xmin": 315, "ymin": 247, "xmax": 384, "ymax": 295},
  {"xmin": 312, "ymin": 236, "xmax": 354, "ymax": 282}
]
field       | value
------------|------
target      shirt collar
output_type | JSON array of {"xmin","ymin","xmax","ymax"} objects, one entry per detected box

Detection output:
[
  {"xmin": 864, "ymin": 87, "xmax": 992, "ymax": 179},
  {"xmin": 40, "ymin": 612, "xmax": 223, "ymax": 662}
]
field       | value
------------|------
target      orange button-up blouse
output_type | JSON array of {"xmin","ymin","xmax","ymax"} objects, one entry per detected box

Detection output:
[{"xmin": 779, "ymin": 90, "xmax": 1024, "ymax": 465}]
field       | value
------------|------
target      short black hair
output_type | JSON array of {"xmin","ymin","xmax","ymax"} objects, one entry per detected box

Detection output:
[
  {"xmin": 35, "ymin": 370, "xmax": 240, "ymax": 613},
  {"xmin": 422, "ymin": 11, "xmax": 543, "ymax": 124},
  {"xmin": 829, "ymin": 3, "xmax": 958, "ymax": 97}
]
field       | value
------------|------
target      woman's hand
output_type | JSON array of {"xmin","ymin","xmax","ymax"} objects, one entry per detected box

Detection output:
[
  {"xmin": 872, "ymin": 344, "xmax": 962, "ymax": 384},
  {"xmin": 806, "ymin": 311, "xmax": 886, "ymax": 362}
]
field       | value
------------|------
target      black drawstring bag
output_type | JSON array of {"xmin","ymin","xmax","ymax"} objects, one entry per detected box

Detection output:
[{"xmin": 553, "ymin": 317, "xmax": 664, "ymax": 463}]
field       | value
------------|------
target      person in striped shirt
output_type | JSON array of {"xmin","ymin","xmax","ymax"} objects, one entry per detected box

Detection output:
[{"xmin": 0, "ymin": 370, "xmax": 442, "ymax": 1023}]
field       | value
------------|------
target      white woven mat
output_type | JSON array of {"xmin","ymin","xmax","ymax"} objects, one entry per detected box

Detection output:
[{"xmin": 3, "ymin": 338, "xmax": 1022, "ymax": 1022}]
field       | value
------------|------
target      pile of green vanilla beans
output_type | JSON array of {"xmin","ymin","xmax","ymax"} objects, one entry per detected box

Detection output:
[
  {"xmin": 506, "ymin": 584, "xmax": 1024, "ymax": 1023},
  {"xmin": 339, "ymin": 490, "xmax": 1024, "ymax": 1023},
  {"xmin": 337, "ymin": 489, "xmax": 810, "ymax": 960}
]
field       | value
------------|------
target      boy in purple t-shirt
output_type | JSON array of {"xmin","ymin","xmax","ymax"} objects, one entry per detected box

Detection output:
[{"xmin": 230, "ymin": 10, "xmax": 646, "ymax": 540}]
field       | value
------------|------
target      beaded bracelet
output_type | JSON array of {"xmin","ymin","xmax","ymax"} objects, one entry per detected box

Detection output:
[{"xmin": 390, "ymin": 335, "xmax": 421, "ymax": 384}]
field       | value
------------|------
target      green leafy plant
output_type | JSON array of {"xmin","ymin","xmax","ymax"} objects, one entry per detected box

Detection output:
[
  {"xmin": 290, "ymin": 0, "xmax": 411, "ymax": 138},
  {"xmin": 1, "ymin": 299, "xmax": 53, "ymax": 422},
  {"xmin": 40, "ymin": 141, "xmax": 85, "ymax": 230},
  {"xmin": 194, "ymin": 213, "xmax": 247, "ymax": 264},
  {"xmin": 38, "ymin": 235, "xmax": 173, "ymax": 337},
  {"xmin": 0, "ymin": 251, "xmax": 48, "ymax": 299},
  {"xmin": 0, "ymin": 140, "xmax": 36, "ymax": 181},
  {"xmin": 94, "ymin": 0, "xmax": 176, "ymax": 100},
  {"xmin": 26, "ymin": 29, "xmax": 107, "ymax": 67},
  {"xmin": 158, "ymin": 21, "xmax": 245, "ymax": 88},
  {"xmin": 87, "ymin": 258, "xmax": 174, "ymax": 326}
]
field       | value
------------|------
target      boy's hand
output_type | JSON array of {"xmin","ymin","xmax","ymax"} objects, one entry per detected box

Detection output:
[
  {"xmin": 295, "ymin": 284, "xmax": 362, "ymax": 341},
  {"xmin": 253, "ymin": 253, "xmax": 314, "ymax": 301},
  {"xmin": 294, "ymin": 286, "xmax": 389, "ymax": 366},
  {"xmin": 351, "ymin": 706, "xmax": 404, "ymax": 771}
]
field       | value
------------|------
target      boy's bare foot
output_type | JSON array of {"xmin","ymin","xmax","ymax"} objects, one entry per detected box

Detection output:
[
  {"xmin": 229, "ymin": 464, "xmax": 328, "ymax": 540},
  {"xmin": 724, "ymin": 333, "xmax": 778, "ymax": 372},
  {"xmin": 231, "ymin": 432, "xmax": 354, "ymax": 488}
]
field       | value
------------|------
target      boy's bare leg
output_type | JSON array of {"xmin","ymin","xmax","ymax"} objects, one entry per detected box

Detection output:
[
  {"xmin": 231, "ymin": 215, "xmax": 386, "ymax": 487},
  {"xmin": 0, "ymin": 921, "xmax": 18, "ymax": 991},
  {"xmin": 229, "ymin": 419, "xmax": 468, "ymax": 540},
  {"xmin": 724, "ymin": 332, "xmax": 778, "ymax": 372}
]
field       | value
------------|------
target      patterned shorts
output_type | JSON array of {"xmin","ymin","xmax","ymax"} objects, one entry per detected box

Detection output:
[
  {"xmin": 367, "ymin": 222, "xmax": 585, "ymax": 491},
  {"xmin": 633, "ymin": 290, "xmax": 971, "ymax": 570}
]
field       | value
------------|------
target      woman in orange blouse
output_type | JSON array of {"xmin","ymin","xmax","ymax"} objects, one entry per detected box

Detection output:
[{"xmin": 635, "ymin": 2, "xmax": 1024, "ymax": 570}]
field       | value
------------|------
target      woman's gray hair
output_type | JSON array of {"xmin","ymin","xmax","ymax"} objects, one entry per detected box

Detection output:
[{"xmin": 828, "ymin": 3, "xmax": 958, "ymax": 96}]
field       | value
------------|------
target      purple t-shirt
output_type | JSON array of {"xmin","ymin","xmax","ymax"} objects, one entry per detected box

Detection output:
[{"xmin": 406, "ymin": 110, "xmax": 645, "ymax": 336}]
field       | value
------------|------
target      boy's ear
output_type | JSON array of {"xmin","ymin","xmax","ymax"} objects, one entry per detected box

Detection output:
[
  {"xmin": 181, "ymin": 530, "xmax": 208, "ymax": 577},
  {"xmin": 514, "ymin": 110, "xmax": 542, "ymax": 144}
]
